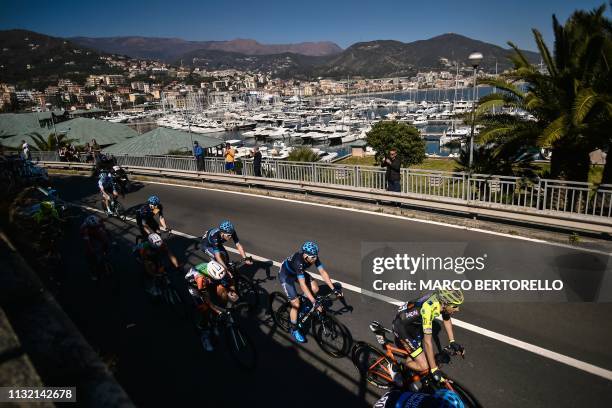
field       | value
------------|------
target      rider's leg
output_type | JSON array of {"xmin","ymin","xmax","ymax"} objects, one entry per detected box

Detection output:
[
  {"xmin": 406, "ymin": 349, "xmax": 429, "ymax": 373},
  {"xmin": 216, "ymin": 285, "xmax": 229, "ymax": 305}
]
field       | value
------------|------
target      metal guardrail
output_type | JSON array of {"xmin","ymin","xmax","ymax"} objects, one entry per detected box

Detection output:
[{"xmin": 30, "ymin": 151, "xmax": 612, "ymax": 222}]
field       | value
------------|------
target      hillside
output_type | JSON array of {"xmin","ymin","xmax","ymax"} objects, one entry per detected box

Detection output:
[
  {"xmin": 70, "ymin": 36, "xmax": 342, "ymax": 61},
  {"xmin": 0, "ymin": 29, "xmax": 124, "ymax": 89}
]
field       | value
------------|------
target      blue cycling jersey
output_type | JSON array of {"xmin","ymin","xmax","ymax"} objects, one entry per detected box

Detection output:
[
  {"xmin": 98, "ymin": 175, "xmax": 116, "ymax": 190},
  {"xmin": 281, "ymin": 251, "xmax": 323, "ymax": 279},
  {"xmin": 135, "ymin": 203, "xmax": 164, "ymax": 221},
  {"xmin": 201, "ymin": 227, "xmax": 239, "ymax": 253}
]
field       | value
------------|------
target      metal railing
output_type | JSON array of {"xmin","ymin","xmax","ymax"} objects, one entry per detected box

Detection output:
[{"xmin": 33, "ymin": 151, "xmax": 612, "ymax": 222}]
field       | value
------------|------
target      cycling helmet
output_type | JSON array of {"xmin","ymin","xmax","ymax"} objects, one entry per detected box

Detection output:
[
  {"xmin": 147, "ymin": 233, "xmax": 163, "ymax": 248},
  {"xmin": 301, "ymin": 241, "xmax": 319, "ymax": 256},
  {"xmin": 437, "ymin": 289, "xmax": 464, "ymax": 306},
  {"xmin": 148, "ymin": 195, "xmax": 161, "ymax": 206},
  {"xmin": 219, "ymin": 220, "xmax": 234, "ymax": 234},
  {"xmin": 112, "ymin": 166, "xmax": 121, "ymax": 172},
  {"xmin": 206, "ymin": 261, "xmax": 226, "ymax": 280},
  {"xmin": 84, "ymin": 215, "xmax": 101, "ymax": 227},
  {"xmin": 429, "ymin": 389, "xmax": 465, "ymax": 408},
  {"xmin": 46, "ymin": 188, "xmax": 58, "ymax": 200}
]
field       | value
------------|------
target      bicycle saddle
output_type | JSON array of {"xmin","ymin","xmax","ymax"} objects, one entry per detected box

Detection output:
[{"xmin": 369, "ymin": 321, "xmax": 386, "ymax": 334}]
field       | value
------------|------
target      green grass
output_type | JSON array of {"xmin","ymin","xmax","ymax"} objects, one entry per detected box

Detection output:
[{"xmin": 338, "ymin": 156, "xmax": 458, "ymax": 172}]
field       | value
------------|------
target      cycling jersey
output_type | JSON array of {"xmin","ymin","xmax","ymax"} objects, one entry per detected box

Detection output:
[
  {"xmin": 136, "ymin": 203, "xmax": 164, "ymax": 221},
  {"xmin": 133, "ymin": 241, "xmax": 168, "ymax": 267},
  {"xmin": 80, "ymin": 222, "xmax": 109, "ymax": 252},
  {"xmin": 281, "ymin": 251, "xmax": 323, "ymax": 279},
  {"xmin": 395, "ymin": 292, "xmax": 450, "ymax": 335},
  {"xmin": 392, "ymin": 292, "xmax": 451, "ymax": 358},
  {"xmin": 201, "ymin": 227, "xmax": 239, "ymax": 254},
  {"xmin": 98, "ymin": 175, "xmax": 117, "ymax": 193},
  {"xmin": 279, "ymin": 251, "xmax": 324, "ymax": 300}
]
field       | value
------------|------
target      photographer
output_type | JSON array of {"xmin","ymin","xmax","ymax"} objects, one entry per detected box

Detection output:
[{"xmin": 382, "ymin": 148, "xmax": 401, "ymax": 192}]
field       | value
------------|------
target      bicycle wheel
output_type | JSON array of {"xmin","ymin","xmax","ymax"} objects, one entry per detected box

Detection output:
[
  {"xmin": 235, "ymin": 275, "xmax": 259, "ymax": 312},
  {"xmin": 269, "ymin": 292, "xmax": 291, "ymax": 332},
  {"xmin": 224, "ymin": 324, "xmax": 257, "ymax": 370},
  {"xmin": 444, "ymin": 378, "xmax": 482, "ymax": 408},
  {"xmin": 313, "ymin": 314, "xmax": 351, "ymax": 358},
  {"xmin": 351, "ymin": 342, "xmax": 394, "ymax": 389}
]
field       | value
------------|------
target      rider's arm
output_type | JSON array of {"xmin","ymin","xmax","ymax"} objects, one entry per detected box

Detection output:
[
  {"xmin": 199, "ymin": 284, "xmax": 225, "ymax": 315},
  {"xmin": 316, "ymin": 261, "xmax": 335, "ymax": 291},
  {"xmin": 442, "ymin": 316, "xmax": 455, "ymax": 343},
  {"xmin": 214, "ymin": 250, "xmax": 229, "ymax": 271},
  {"xmin": 159, "ymin": 215, "xmax": 167, "ymax": 230},
  {"xmin": 235, "ymin": 242, "xmax": 247, "ymax": 259},
  {"xmin": 422, "ymin": 333, "xmax": 438, "ymax": 372},
  {"xmin": 421, "ymin": 304, "xmax": 438, "ymax": 372}
]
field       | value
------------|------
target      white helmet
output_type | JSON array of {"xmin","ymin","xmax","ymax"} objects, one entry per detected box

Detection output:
[
  {"xmin": 206, "ymin": 261, "xmax": 226, "ymax": 280},
  {"xmin": 112, "ymin": 165, "xmax": 121, "ymax": 172},
  {"xmin": 147, "ymin": 233, "xmax": 163, "ymax": 248}
]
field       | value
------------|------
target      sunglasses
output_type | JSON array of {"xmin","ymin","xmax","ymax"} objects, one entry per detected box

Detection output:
[{"xmin": 305, "ymin": 254, "xmax": 318, "ymax": 262}]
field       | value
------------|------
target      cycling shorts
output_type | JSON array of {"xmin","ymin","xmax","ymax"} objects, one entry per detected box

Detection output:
[
  {"xmin": 392, "ymin": 317, "xmax": 424, "ymax": 358},
  {"xmin": 279, "ymin": 268, "xmax": 312, "ymax": 301}
]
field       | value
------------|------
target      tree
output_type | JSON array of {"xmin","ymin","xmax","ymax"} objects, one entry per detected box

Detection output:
[
  {"xmin": 474, "ymin": 4, "xmax": 612, "ymax": 182},
  {"xmin": 287, "ymin": 147, "xmax": 320, "ymax": 162},
  {"xmin": 28, "ymin": 132, "xmax": 76, "ymax": 151},
  {"xmin": 365, "ymin": 121, "xmax": 425, "ymax": 166}
]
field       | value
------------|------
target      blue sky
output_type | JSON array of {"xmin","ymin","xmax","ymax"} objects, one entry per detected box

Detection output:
[{"xmin": 0, "ymin": 0, "xmax": 606, "ymax": 51}]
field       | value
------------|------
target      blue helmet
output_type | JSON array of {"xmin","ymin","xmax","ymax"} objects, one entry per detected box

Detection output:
[
  {"xmin": 148, "ymin": 195, "xmax": 161, "ymax": 206},
  {"xmin": 301, "ymin": 241, "xmax": 319, "ymax": 256},
  {"xmin": 430, "ymin": 390, "xmax": 465, "ymax": 408},
  {"xmin": 219, "ymin": 220, "xmax": 234, "ymax": 234}
]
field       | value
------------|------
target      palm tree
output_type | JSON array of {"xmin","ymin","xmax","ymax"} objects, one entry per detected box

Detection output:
[
  {"xmin": 475, "ymin": 5, "xmax": 612, "ymax": 182},
  {"xmin": 28, "ymin": 131, "xmax": 76, "ymax": 151}
]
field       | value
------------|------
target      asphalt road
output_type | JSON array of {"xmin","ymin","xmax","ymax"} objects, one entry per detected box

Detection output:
[{"xmin": 48, "ymin": 175, "xmax": 612, "ymax": 407}]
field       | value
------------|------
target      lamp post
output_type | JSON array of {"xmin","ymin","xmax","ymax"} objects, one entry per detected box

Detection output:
[{"xmin": 468, "ymin": 52, "xmax": 483, "ymax": 169}]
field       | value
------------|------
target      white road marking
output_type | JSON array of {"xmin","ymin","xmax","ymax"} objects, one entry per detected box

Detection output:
[
  {"xmin": 75, "ymin": 203, "xmax": 612, "ymax": 381},
  {"xmin": 139, "ymin": 179, "xmax": 612, "ymax": 257}
]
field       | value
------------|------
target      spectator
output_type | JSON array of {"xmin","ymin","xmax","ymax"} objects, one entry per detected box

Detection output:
[
  {"xmin": 193, "ymin": 141, "xmax": 204, "ymax": 171},
  {"xmin": 21, "ymin": 140, "xmax": 31, "ymax": 161},
  {"xmin": 58, "ymin": 146, "xmax": 67, "ymax": 162},
  {"xmin": 224, "ymin": 142, "xmax": 235, "ymax": 174},
  {"xmin": 252, "ymin": 146, "xmax": 262, "ymax": 177},
  {"xmin": 84, "ymin": 143, "xmax": 92, "ymax": 163},
  {"xmin": 382, "ymin": 148, "xmax": 401, "ymax": 192},
  {"xmin": 91, "ymin": 138, "xmax": 101, "ymax": 163}
]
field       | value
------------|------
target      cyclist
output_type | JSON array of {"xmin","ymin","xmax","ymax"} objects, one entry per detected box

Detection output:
[
  {"xmin": 136, "ymin": 195, "xmax": 169, "ymax": 237},
  {"xmin": 98, "ymin": 171, "xmax": 118, "ymax": 215},
  {"xmin": 200, "ymin": 220, "xmax": 252, "ymax": 272},
  {"xmin": 279, "ymin": 241, "xmax": 341, "ymax": 343},
  {"xmin": 392, "ymin": 289, "xmax": 465, "ymax": 385},
  {"xmin": 374, "ymin": 388, "xmax": 464, "ymax": 408},
  {"xmin": 32, "ymin": 201, "xmax": 60, "ymax": 225},
  {"xmin": 185, "ymin": 260, "xmax": 238, "ymax": 351},
  {"xmin": 79, "ymin": 215, "xmax": 111, "ymax": 280},
  {"xmin": 133, "ymin": 233, "xmax": 179, "ymax": 296}
]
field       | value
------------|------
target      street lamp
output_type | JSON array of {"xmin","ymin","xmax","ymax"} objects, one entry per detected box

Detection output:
[{"xmin": 468, "ymin": 52, "xmax": 483, "ymax": 169}]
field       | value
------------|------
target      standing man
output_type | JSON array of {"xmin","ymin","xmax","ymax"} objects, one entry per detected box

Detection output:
[
  {"xmin": 21, "ymin": 140, "xmax": 31, "ymax": 161},
  {"xmin": 252, "ymin": 146, "xmax": 262, "ymax": 177},
  {"xmin": 224, "ymin": 142, "xmax": 235, "ymax": 174},
  {"xmin": 193, "ymin": 141, "xmax": 204, "ymax": 171},
  {"xmin": 382, "ymin": 148, "xmax": 401, "ymax": 192}
]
